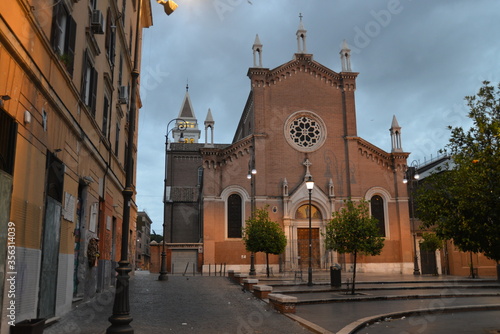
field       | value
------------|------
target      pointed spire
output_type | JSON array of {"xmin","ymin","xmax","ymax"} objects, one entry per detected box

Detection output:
[
  {"xmin": 391, "ymin": 114, "xmax": 401, "ymax": 129},
  {"xmin": 340, "ymin": 39, "xmax": 352, "ymax": 72},
  {"xmin": 179, "ymin": 91, "xmax": 196, "ymax": 119},
  {"xmin": 254, "ymin": 34, "xmax": 262, "ymax": 47},
  {"xmin": 390, "ymin": 115, "xmax": 403, "ymax": 153},
  {"xmin": 252, "ymin": 34, "xmax": 263, "ymax": 67},
  {"xmin": 205, "ymin": 108, "xmax": 214, "ymax": 124},
  {"xmin": 296, "ymin": 13, "xmax": 307, "ymax": 53},
  {"xmin": 173, "ymin": 88, "xmax": 200, "ymax": 143},
  {"xmin": 204, "ymin": 108, "xmax": 215, "ymax": 147}
]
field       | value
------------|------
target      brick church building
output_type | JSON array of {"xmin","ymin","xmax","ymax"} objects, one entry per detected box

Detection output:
[{"xmin": 164, "ymin": 20, "xmax": 414, "ymax": 275}]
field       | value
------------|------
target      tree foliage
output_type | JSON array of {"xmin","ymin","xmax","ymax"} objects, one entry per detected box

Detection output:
[
  {"xmin": 243, "ymin": 207, "xmax": 287, "ymax": 277},
  {"xmin": 419, "ymin": 232, "xmax": 442, "ymax": 252},
  {"xmin": 416, "ymin": 81, "xmax": 500, "ymax": 262},
  {"xmin": 324, "ymin": 199, "xmax": 384, "ymax": 294},
  {"xmin": 150, "ymin": 231, "xmax": 163, "ymax": 243}
]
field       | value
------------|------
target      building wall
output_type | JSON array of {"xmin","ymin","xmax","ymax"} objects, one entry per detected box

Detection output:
[
  {"xmin": 443, "ymin": 241, "xmax": 497, "ymax": 277},
  {"xmin": 0, "ymin": 0, "xmax": 150, "ymax": 329}
]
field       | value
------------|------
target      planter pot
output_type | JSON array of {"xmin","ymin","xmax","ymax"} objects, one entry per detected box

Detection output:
[{"xmin": 10, "ymin": 318, "xmax": 45, "ymax": 334}]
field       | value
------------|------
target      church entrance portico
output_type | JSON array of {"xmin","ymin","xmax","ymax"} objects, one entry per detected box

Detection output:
[{"xmin": 283, "ymin": 194, "xmax": 332, "ymax": 271}]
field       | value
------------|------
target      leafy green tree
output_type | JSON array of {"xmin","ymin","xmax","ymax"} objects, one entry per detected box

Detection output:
[
  {"xmin": 419, "ymin": 232, "xmax": 442, "ymax": 252},
  {"xmin": 150, "ymin": 230, "xmax": 164, "ymax": 243},
  {"xmin": 243, "ymin": 207, "xmax": 287, "ymax": 277},
  {"xmin": 324, "ymin": 199, "xmax": 384, "ymax": 294},
  {"xmin": 416, "ymin": 81, "xmax": 500, "ymax": 271},
  {"xmin": 418, "ymin": 232, "xmax": 442, "ymax": 276}
]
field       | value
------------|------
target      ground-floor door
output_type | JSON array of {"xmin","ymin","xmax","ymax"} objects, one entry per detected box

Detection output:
[
  {"xmin": 39, "ymin": 153, "xmax": 64, "ymax": 319},
  {"xmin": 297, "ymin": 228, "xmax": 320, "ymax": 269},
  {"xmin": 39, "ymin": 197, "xmax": 62, "ymax": 319},
  {"xmin": 171, "ymin": 250, "xmax": 198, "ymax": 274},
  {"xmin": 0, "ymin": 171, "xmax": 13, "ymax": 322},
  {"xmin": 421, "ymin": 250, "xmax": 438, "ymax": 275}
]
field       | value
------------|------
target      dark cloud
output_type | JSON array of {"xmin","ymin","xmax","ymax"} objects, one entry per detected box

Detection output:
[{"xmin": 137, "ymin": 0, "xmax": 500, "ymax": 231}]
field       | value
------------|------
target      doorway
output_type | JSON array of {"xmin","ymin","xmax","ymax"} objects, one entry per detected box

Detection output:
[
  {"xmin": 39, "ymin": 153, "xmax": 64, "ymax": 319},
  {"xmin": 421, "ymin": 250, "xmax": 438, "ymax": 275},
  {"xmin": 297, "ymin": 228, "xmax": 320, "ymax": 269}
]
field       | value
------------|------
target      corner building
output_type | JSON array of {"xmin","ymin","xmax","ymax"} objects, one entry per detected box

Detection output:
[{"xmin": 171, "ymin": 22, "xmax": 414, "ymax": 275}]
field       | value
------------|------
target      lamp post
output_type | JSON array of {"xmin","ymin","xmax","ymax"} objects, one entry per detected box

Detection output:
[
  {"xmin": 305, "ymin": 176, "xmax": 314, "ymax": 286},
  {"xmin": 107, "ymin": 1, "xmax": 176, "ymax": 332},
  {"xmin": 247, "ymin": 141, "xmax": 257, "ymax": 276},
  {"xmin": 159, "ymin": 118, "xmax": 186, "ymax": 281},
  {"xmin": 403, "ymin": 162, "xmax": 420, "ymax": 275},
  {"xmin": 107, "ymin": 0, "xmax": 145, "ymax": 331}
]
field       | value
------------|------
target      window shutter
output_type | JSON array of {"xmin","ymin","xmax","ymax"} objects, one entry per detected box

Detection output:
[
  {"xmin": 105, "ymin": 9, "xmax": 111, "ymax": 57},
  {"xmin": 102, "ymin": 96, "xmax": 109, "ymax": 137},
  {"xmin": 90, "ymin": 66, "xmax": 98, "ymax": 116},
  {"xmin": 110, "ymin": 30, "xmax": 116, "ymax": 66},
  {"xmin": 65, "ymin": 16, "xmax": 77, "ymax": 75},
  {"xmin": 80, "ymin": 50, "xmax": 88, "ymax": 101},
  {"xmin": 50, "ymin": 2, "xmax": 61, "ymax": 51}
]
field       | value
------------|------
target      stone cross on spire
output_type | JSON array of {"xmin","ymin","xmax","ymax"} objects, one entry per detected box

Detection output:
[{"xmin": 303, "ymin": 158, "xmax": 312, "ymax": 179}]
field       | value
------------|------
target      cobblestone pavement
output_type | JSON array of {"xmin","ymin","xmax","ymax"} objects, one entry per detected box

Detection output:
[
  {"xmin": 44, "ymin": 271, "xmax": 310, "ymax": 334},
  {"xmin": 44, "ymin": 271, "xmax": 500, "ymax": 334}
]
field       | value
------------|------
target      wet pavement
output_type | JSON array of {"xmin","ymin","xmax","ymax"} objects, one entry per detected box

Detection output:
[
  {"xmin": 44, "ymin": 271, "xmax": 309, "ymax": 334},
  {"xmin": 294, "ymin": 297, "xmax": 500, "ymax": 333},
  {"xmin": 358, "ymin": 310, "xmax": 500, "ymax": 334},
  {"xmin": 43, "ymin": 271, "xmax": 500, "ymax": 334}
]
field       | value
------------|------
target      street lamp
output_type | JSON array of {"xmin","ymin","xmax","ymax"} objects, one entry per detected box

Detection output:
[
  {"xmin": 403, "ymin": 161, "xmax": 420, "ymax": 275},
  {"xmin": 305, "ymin": 176, "xmax": 314, "ymax": 286},
  {"xmin": 107, "ymin": 1, "xmax": 176, "ymax": 332},
  {"xmin": 159, "ymin": 118, "xmax": 187, "ymax": 281}
]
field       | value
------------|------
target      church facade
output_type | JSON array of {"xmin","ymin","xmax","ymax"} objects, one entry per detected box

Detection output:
[{"xmin": 166, "ymin": 21, "xmax": 414, "ymax": 275}]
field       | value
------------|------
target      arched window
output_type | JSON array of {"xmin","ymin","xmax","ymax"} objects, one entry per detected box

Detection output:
[
  {"xmin": 295, "ymin": 204, "xmax": 322, "ymax": 219},
  {"xmin": 227, "ymin": 194, "xmax": 242, "ymax": 238},
  {"xmin": 197, "ymin": 166, "xmax": 203, "ymax": 185},
  {"xmin": 371, "ymin": 195, "xmax": 386, "ymax": 237}
]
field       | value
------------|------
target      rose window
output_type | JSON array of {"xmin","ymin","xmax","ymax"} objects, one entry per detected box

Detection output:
[{"xmin": 284, "ymin": 111, "xmax": 326, "ymax": 152}]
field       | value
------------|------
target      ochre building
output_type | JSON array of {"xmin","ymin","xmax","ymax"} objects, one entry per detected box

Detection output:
[{"xmin": 0, "ymin": 0, "xmax": 151, "ymax": 330}]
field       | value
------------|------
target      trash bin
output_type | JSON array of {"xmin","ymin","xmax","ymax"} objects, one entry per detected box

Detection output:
[
  {"xmin": 330, "ymin": 264, "xmax": 341, "ymax": 288},
  {"xmin": 10, "ymin": 318, "xmax": 45, "ymax": 334}
]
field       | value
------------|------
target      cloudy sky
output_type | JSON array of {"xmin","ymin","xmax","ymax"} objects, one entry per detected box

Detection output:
[{"xmin": 136, "ymin": 0, "xmax": 500, "ymax": 234}]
